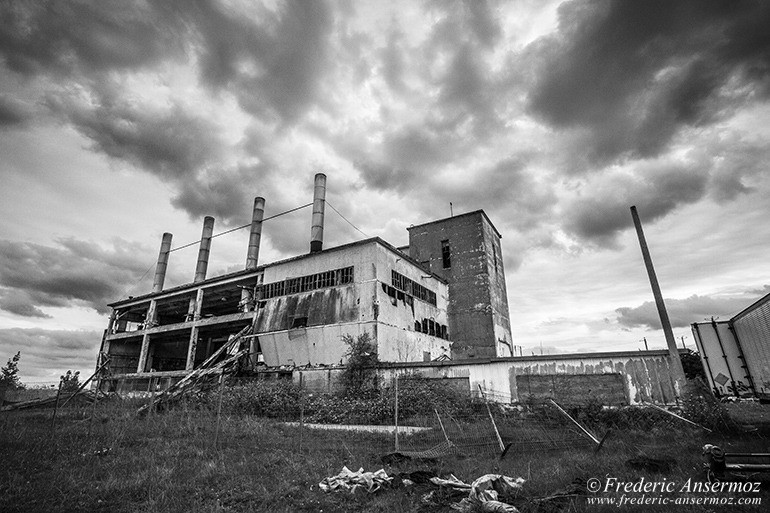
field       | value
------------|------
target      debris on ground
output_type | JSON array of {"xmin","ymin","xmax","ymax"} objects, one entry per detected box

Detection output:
[
  {"xmin": 319, "ymin": 466, "xmax": 392, "ymax": 494},
  {"xmin": 399, "ymin": 470, "xmax": 438, "ymax": 486},
  {"xmin": 426, "ymin": 473, "xmax": 524, "ymax": 512},
  {"xmin": 703, "ymin": 444, "xmax": 770, "ymax": 483},
  {"xmin": 626, "ymin": 455, "xmax": 677, "ymax": 473}
]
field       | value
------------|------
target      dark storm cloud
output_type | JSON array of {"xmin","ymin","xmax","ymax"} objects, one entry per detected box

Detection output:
[
  {"xmin": 0, "ymin": 291, "xmax": 51, "ymax": 319},
  {"xmin": 615, "ymin": 292, "xmax": 764, "ymax": 330},
  {"xmin": 0, "ymin": 238, "xmax": 153, "ymax": 316},
  {"xmin": 0, "ymin": 95, "xmax": 31, "ymax": 126},
  {"xmin": 188, "ymin": 0, "xmax": 333, "ymax": 123},
  {"xmin": 528, "ymin": 0, "xmax": 770, "ymax": 165},
  {"xmin": 430, "ymin": 154, "xmax": 554, "ymax": 230},
  {"xmin": 170, "ymin": 168, "xmax": 253, "ymax": 224},
  {"xmin": 0, "ymin": 328, "xmax": 101, "ymax": 381},
  {"xmin": 0, "ymin": 1, "xmax": 185, "ymax": 76},
  {"xmin": 563, "ymin": 162, "xmax": 709, "ymax": 246},
  {"xmin": 46, "ymin": 89, "xmax": 223, "ymax": 181},
  {"xmin": 1, "ymin": 0, "xmax": 335, "ymax": 225}
]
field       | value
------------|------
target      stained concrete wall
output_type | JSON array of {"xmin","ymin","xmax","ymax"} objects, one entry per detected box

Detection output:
[
  {"xmin": 256, "ymin": 239, "xmax": 450, "ymax": 366},
  {"xmin": 292, "ymin": 350, "xmax": 682, "ymax": 405},
  {"xmin": 407, "ymin": 211, "xmax": 512, "ymax": 359}
]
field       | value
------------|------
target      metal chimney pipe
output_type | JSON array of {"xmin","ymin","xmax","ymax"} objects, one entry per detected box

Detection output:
[
  {"xmin": 152, "ymin": 232, "xmax": 173, "ymax": 293},
  {"xmin": 310, "ymin": 173, "xmax": 326, "ymax": 253},
  {"xmin": 246, "ymin": 197, "xmax": 265, "ymax": 269},
  {"xmin": 194, "ymin": 216, "xmax": 215, "ymax": 283},
  {"xmin": 630, "ymin": 206, "xmax": 687, "ymax": 394}
]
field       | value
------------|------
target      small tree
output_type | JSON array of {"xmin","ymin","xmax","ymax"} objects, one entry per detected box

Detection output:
[
  {"xmin": 680, "ymin": 350, "xmax": 707, "ymax": 381},
  {"xmin": 1, "ymin": 351, "xmax": 24, "ymax": 391},
  {"xmin": 61, "ymin": 370, "xmax": 81, "ymax": 393},
  {"xmin": 338, "ymin": 332, "xmax": 379, "ymax": 398}
]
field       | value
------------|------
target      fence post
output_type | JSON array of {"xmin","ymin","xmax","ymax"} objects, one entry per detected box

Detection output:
[
  {"xmin": 478, "ymin": 384, "xmax": 505, "ymax": 452},
  {"xmin": 88, "ymin": 379, "xmax": 100, "ymax": 438},
  {"xmin": 50, "ymin": 377, "xmax": 64, "ymax": 434},
  {"xmin": 148, "ymin": 377, "xmax": 157, "ymax": 417},
  {"xmin": 394, "ymin": 375, "xmax": 399, "ymax": 452},
  {"xmin": 213, "ymin": 371, "xmax": 225, "ymax": 451},
  {"xmin": 299, "ymin": 371, "xmax": 304, "ymax": 453}
]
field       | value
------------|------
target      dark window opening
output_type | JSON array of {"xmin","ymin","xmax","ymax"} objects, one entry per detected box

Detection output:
[
  {"xmin": 441, "ymin": 239, "xmax": 451, "ymax": 268},
  {"xmin": 415, "ymin": 321, "xmax": 421, "ymax": 332},
  {"xmin": 492, "ymin": 243, "xmax": 498, "ymax": 275},
  {"xmin": 291, "ymin": 316, "xmax": 308, "ymax": 329},
  {"xmin": 391, "ymin": 270, "xmax": 437, "ymax": 306},
  {"xmin": 260, "ymin": 266, "xmax": 354, "ymax": 299}
]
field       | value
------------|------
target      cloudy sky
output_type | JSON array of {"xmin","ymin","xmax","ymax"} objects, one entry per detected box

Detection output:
[{"xmin": 2, "ymin": 0, "xmax": 770, "ymax": 383}]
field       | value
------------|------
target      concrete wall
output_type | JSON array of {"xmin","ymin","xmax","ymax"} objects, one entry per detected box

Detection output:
[
  {"xmin": 408, "ymin": 211, "xmax": 512, "ymax": 359},
  {"xmin": 256, "ymin": 240, "xmax": 450, "ymax": 366},
  {"xmin": 480, "ymin": 215, "xmax": 513, "ymax": 357},
  {"xmin": 292, "ymin": 350, "xmax": 681, "ymax": 405}
]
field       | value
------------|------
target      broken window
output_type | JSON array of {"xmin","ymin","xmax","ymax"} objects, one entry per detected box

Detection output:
[
  {"xmin": 391, "ymin": 270, "xmax": 437, "ymax": 306},
  {"xmin": 291, "ymin": 316, "xmax": 308, "ymax": 329},
  {"xmin": 259, "ymin": 266, "xmax": 354, "ymax": 299},
  {"xmin": 441, "ymin": 239, "xmax": 451, "ymax": 268}
]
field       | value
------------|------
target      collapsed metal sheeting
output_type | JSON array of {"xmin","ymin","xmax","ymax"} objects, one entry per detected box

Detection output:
[{"xmin": 136, "ymin": 324, "xmax": 252, "ymax": 415}]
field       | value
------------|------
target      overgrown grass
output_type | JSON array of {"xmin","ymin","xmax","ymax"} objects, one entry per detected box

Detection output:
[{"xmin": 2, "ymin": 395, "xmax": 769, "ymax": 512}]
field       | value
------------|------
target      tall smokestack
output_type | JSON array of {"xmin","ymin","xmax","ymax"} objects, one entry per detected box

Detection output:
[
  {"xmin": 246, "ymin": 197, "xmax": 265, "ymax": 269},
  {"xmin": 194, "ymin": 216, "xmax": 215, "ymax": 283},
  {"xmin": 152, "ymin": 232, "xmax": 173, "ymax": 293},
  {"xmin": 310, "ymin": 173, "xmax": 326, "ymax": 253},
  {"xmin": 630, "ymin": 206, "xmax": 686, "ymax": 394}
]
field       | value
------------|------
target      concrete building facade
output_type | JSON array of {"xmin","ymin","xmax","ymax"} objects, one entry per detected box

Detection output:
[
  {"xmin": 102, "ymin": 237, "xmax": 451, "ymax": 378},
  {"xmin": 407, "ymin": 211, "xmax": 512, "ymax": 358}
]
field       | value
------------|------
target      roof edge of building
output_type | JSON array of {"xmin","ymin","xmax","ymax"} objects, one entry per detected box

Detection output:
[
  {"xmin": 108, "ymin": 236, "xmax": 446, "ymax": 308},
  {"xmin": 407, "ymin": 209, "xmax": 502, "ymax": 239}
]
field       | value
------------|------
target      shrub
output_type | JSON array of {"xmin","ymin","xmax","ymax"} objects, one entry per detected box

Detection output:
[
  {"xmin": 61, "ymin": 370, "xmax": 81, "ymax": 393},
  {"xmin": 1, "ymin": 351, "xmax": 24, "ymax": 392},
  {"xmin": 221, "ymin": 379, "xmax": 302, "ymax": 418},
  {"xmin": 338, "ymin": 332, "xmax": 379, "ymax": 398}
]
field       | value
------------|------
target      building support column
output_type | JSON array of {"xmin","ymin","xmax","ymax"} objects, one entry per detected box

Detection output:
[
  {"xmin": 186, "ymin": 288, "xmax": 204, "ymax": 370},
  {"xmin": 137, "ymin": 300, "xmax": 157, "ymax": 373}
]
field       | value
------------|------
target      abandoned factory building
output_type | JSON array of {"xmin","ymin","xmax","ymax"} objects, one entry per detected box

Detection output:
[{"xmin": 99, "ymin": 174, "xmax": 514, "ymax": 379}]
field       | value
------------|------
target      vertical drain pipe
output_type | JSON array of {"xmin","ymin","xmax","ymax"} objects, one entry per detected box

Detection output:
[
  {"xmin": 152, "ymin": 233, "xmax": 173, "ymax": 293},
  {"xmin": 194, "ymin": 216, "xmax": 214, "ymax": 283},
  {"xmin": 246, "ymin": 197, "xmax": 265, "ymax": 269},
  {"xmin": 310, "ymin": 173, "xmax": 326, "ymax": 253}
]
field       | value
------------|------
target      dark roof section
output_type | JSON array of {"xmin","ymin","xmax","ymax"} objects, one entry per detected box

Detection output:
[
  {"xmin": 407, "ymin": 209, "xmax": 502, "ymax": 239},
  {"xmin": 108, "ymin": 236, "xmax": 446, "ymax": 308}
]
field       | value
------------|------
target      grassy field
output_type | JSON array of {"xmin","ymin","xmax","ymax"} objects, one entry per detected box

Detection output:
[{"xmin": 1, "ymin": 398, "xmax": 769, "ymax": 512}]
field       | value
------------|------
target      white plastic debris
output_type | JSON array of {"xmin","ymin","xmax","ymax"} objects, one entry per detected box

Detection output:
[{"xmin": 319, "ymin": 466, "xmax": 392, "ymax": 494}]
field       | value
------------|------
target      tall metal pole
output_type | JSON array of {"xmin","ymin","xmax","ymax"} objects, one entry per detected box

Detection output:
[{"xmin": 630, "ymin": 206, "xmax": 686, "ymax": 396}]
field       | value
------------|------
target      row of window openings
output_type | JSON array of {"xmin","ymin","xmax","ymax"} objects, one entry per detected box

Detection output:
[
  {"xmin": 415, "ymin": 318, "xmax": 449, "ymax": 340},
  {"xmin": 391, "ymin": 270, "xmax": 437, "ymax": 306},
  {"xmin": 261, "ymin": 266, "xmax": 354, "ymax": 299}
]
